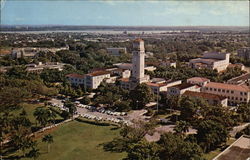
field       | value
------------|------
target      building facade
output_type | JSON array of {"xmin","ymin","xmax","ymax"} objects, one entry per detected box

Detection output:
[
  {"xmin": 202, "ymin": 82, "xmax": 250, "ymax": 104},
  {"xmin": 189, "ymin": 52, "xmax": 230, "ymax": 72},
  {"xmin": 183, "ymin": 91, "xmax": 228, "ymax": 107},
  {"xmin": 168, "ymin": 83, "xmax": 201, "ymax": 96}
]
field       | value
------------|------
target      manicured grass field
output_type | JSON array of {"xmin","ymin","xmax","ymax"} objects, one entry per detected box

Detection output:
[
  {"xmin": 22, "ymin": 120, "xmax": 126, "ymax": 160},
  {"xmin": 13, "ymin": 103, "xmax": 44, "ymax": 123},
  {"xmin": 13, "ymin": 103, "xmax": 63, "ymax": 124}
]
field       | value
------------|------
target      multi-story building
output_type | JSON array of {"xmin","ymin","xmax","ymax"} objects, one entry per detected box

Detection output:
[
  {"xmin": 202, "ymin": 82, "xmax": 250, "ymax": 104},
  {"xmin": 187, "ymin": 77, "xmax": 210, "ymax": 86},
  {"xmin": 189, "ymin": 52, "xmax": 230, "ymax": 72},
  {"xmin": 237, "ymin": 47, "xmax": 250, "ymax": 60},
  {"xmin": 146, "ymin": 80, "xmax": 182, "ymax": 94},
  {"xmin": 85, "ymin": 71, "xmax": 111, "ymax": 89},
  {"xmin": 183, "ymin": 91, "xmax": 228, "ymax": 107},
  {"xmin": 107, "ymin": 47, "xmax": 127, "ymax": 56},
  {"xmin": 66, "ymin": 73, "xmax": 85, "ymax": 86},
  {"xmin": 167, "ymin": 83, "xmax": 201, "ymax": 96},
  {"xmin": 66, "ymin": 71, "xmax": 111, "ymax": 89}
]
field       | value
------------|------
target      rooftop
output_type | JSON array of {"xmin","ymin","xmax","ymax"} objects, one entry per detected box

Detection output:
[
  {"xmin": 66, "ymin": 73, "xmax": 85, "ymax": 79},
  {"xmin": 183, "ymin": 91, "xmax": 227, "ymax": 101},
  {"xmin": 227, "ymin": 73, "xmax": 250, "ymax": 83},
  {"xmin": 146, "ymin": 82, "xmax": 168, "ymax": 87},
  {"xmin": 86, "ymin": 71, "xmax": 110, "ymax": 77},
  {"xmin": 213, "ymin": 135, "xmax": 250, "ymax": 160},
  {"xmin": 118, "ymin": 78, "xmax": 130, "ymax": 83},
  {"xmin": 171, "ymin": 83, "xmax": 197, "ymax": 90},
  {"xmin": 205, "ymin": 82, "xmax": 250, "ymax": 92},
  {"xmin": 187, "ymin": 77, "xmax": 210, "ymax": 82},
  {"xmin": 134, "ymin": 38, "xmax": 144, "ymax": 42}
]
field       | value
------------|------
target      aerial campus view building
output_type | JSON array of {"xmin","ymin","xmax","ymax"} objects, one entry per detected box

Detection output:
[{"xmin": 1, "ymin": 1, "xmax": 250, "ymax": 160}]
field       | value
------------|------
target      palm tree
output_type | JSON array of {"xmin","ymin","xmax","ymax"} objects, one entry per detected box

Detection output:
[
  {"xmin": 33, "ymin": 107, "xmax": 49, "ymax": 127},
  {"xmin": 42, "ymin": 134, "xmax": 54, "ymax": 153},
  {"xmin": 27, "ymin": 147, "xmax": 40, "ymax": 160},
  {"xmin": 48, "ymin": 109, "xmax": 57, "ymax": 125},
  {"xmin": 64, "ymin": 101, "xmax": 76, "ymax": 119}
]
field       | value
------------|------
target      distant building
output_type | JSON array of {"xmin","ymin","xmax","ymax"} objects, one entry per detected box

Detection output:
[
  {"xmin": 202, "ymin": 82, "xmax": 250, "ymax": 104},
  {"xmin": 161, "ymin": 61, "xmax": 177, "ymax": 68},
  {"xmin": 227, "ymin": 73, "xmax": 250, "ymax": 86},
  {"xmin": 168, "ymin": 83, "xmax": 201, "ymax": 96},
  {"xmin": 183, "ymin": 91, "xmax": 228, "ymax": 107},
  {"xmin": 189, "ymin": 52, "xmax": 230, "ymax": 72},
  {"xmin": 107, "ymin": 47, "xmax": 127, "ymax": 56},
  {"xmin": 237, "ymin": 47, "xmax": 250, "ymax": 60},
  {"xmin": 25, "ymin": 62, "xmax": 65, "ymax": 73},
  {"xmin": 187, "ymin": 77, "xmax": 210, "ymax": 86}
]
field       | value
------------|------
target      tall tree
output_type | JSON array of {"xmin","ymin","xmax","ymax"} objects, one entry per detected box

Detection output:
[
  {"xmin": 42, "ymin": 134, "xmax": 54, "ymax": 153},
  {"xmin": 33, "ymin": 107, "xmax": 50, "ymax": 127},
  {"xmin": 129, "ymin": 84, "xmax": 153, "ymax": 109},
  {"xmin": 64, "ymin": 101, "xmax": 76, "ymax": 118},
  {"xmin": 196, "ymin": 120, "xmax": 228, "ymax": 152}
]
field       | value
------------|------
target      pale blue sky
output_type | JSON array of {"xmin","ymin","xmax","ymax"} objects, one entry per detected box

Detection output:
[{"xmin": 1, "ymin": 0, "xmax": 249, "ymax": 26}]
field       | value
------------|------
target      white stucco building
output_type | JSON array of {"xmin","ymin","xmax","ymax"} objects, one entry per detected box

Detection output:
[{"xmin": 189, "ymin": 52, "xmax": 230, "ymax": 72}]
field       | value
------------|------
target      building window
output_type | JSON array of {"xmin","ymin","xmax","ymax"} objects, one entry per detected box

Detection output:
[
  {"xmin": 231, "ymin": 90, "xmax": 234, "ymax": 94},
  {"xmin": 240, "ymin": 92, "xmax": 243, "ymax": 95},
  {"xmin": 214, "ymin": 88, "xmax": 217, "ymax": 91},
  {"xmin": 244, "ymin": 92, "xmax": 247, "ymax": 96},
  {"xmin": 235, "ymin": 97, "xmax": 238, "ymax": 100},
  {"xmin": 218, "ymin": 89, "xmax": 221, "ymax": 92},
  {"xmin": 240, "ymin": 98, "xmax": 242, "ymax": 101},
  {"xmin": 222, "ymin": 89, "xmax": 225, "ymax": 93},
  {"xmin": 226, "ymin": 90, "xmax": 229, "ymax": 93},
  {"xmin": 210, "ymin": 88, "xmax": 212, "ymax": 91}
]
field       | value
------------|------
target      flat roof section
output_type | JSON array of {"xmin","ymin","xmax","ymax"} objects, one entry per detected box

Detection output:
[{"xmin": 213, "ymin": 135, "xmax": 250, "ymax": 160}]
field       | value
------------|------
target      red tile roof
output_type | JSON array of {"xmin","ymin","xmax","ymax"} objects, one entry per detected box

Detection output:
[
  {"xmin": 146, "ymin": 82, "xmax": 168, "ymax": 87},
  {"xmin": 134, "ymin": 38, "xmax": 144, "ymax": 42},
  {"xmin": 183, "ymin": 91, "xmax": 227, "ymax": 101},
  {"xmin": 86, "ymin": 71, "xmax": 110, "ymax": 77},
  {"xmin": 118, "ymin": 78, "xmax": 130, "ymax": 82},
  {"xmin": 171, "ymin": 83, "xmax": 198, "ymax": 90},
  {"xmin": 187, "ymin": 77, "xmax": 210, "ymax": 82},
  {"xmin": 66, "ymin": 73, "xmax": 85, "ymax": 79},
  {"xmin": 205, "ymin": 82, "xmax": 250, "ymax": 92}
]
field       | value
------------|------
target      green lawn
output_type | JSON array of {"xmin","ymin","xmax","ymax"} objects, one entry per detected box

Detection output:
[
  {"xmin": 22, "ymin": 120, "xmax": 125, "ymax": 160},
  {"xmin": 12, "ymin": 103, "xmax": 43, "ymax": 123},
  {"xmin": 13, "ymin": 103, "xmax": 63, "ymax": 124}
]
